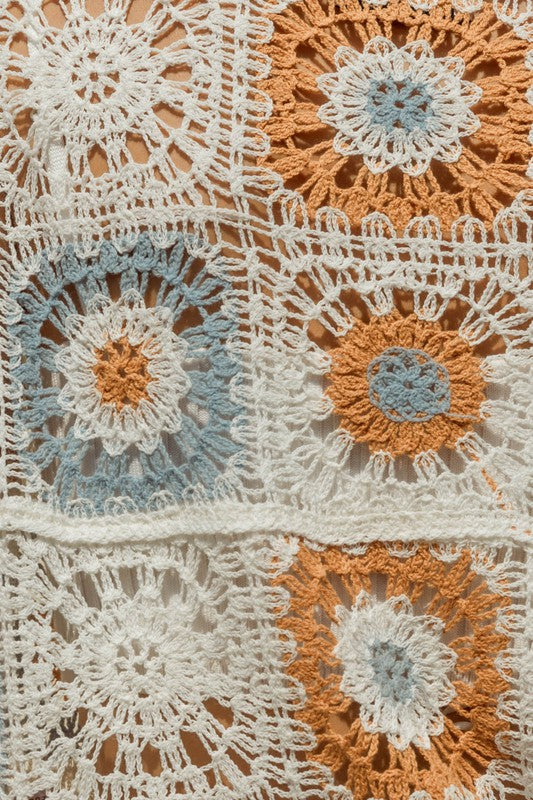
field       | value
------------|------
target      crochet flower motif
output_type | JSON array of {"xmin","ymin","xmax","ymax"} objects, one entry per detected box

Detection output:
[
  {"xmin": 0, "ymin": 0, "xmax": 219, "ymax": 236},
  {"xmin": 62, "ymin": 597, "xmax": 214, "ymax": 735},
  {"xmin": 10, "ymin": 234, "xmax": 241, "ymax": 513},
  {"xmin": 317, "ymin": 39, "xmax": 481, "ymax": 176},
  {"xmin": 275, "ymin": 542, "xmax": 511, "ymax": 800},
  {"xmin": 327, "ymin": 313, "xmax": 486, "ymax": 458},
  {"xmin": 55, "ymin": 290, "xmax": 191, "ymax": 457},
  {"xmin": 25, "ymin": 11, "xmax": 193, "ymax": 157},
  {"xmin": 261, "ymin": 231, "xmax": 531, "ymax": 524},
  {"xmin": 335, "ymin": 593, "xmax": 456, "ymax": 750},
  {"xmin": 5, "ymin": 535, "xmax": 345, "ymax": 798},
  {"xmin": 259, "ymin": 0, "xmax": 532, "ymax": 231}
]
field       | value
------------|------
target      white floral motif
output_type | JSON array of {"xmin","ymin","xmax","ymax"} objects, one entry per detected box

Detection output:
[
  {"xmin": 0, "ymin": 534, "xmax": 347, "ymax": 798},
  {"xmin": 24, "ymin": 12, "xmax": 197, "ymax": 159},
  {"xmin": 317, "ymin": 38, "xmax": 482, "ymax": 175},
  {"xmin": 0, "ymin": 0, "xmax": 222, "ymax": 245},
  {"xmin": 56, "ymin": 289, "xmax": 191, "ymax": 456},
  {"xmin": 61, "ymin": 593, "xmax": 227, "ymax": 734},
  {"xmin": 334, "ymin": 592, "xmax": 457, "ymax": 749}
]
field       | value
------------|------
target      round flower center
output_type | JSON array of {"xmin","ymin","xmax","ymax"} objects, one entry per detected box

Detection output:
[
  {"xmin": 369, "ymin": 639, "xmax": 415, "ymax": 703},
  {"xmin": 367, "ymin": 346, "xmax": 451, "ymax": 422},
  {"xmin": 366, "ymin": 77, "xmax": 434, "ymax": 133},
  {"xmin": 73, "ymin": 60, "xmax": 121, "ymax": 104},
  {"xmin": 93, "ymin": 336, "xmax": 153, "ymax": 412}
]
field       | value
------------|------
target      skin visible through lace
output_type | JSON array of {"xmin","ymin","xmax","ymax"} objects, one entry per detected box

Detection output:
[
  {"xmin": 93, "ymin": 336, "xmax": 153, "ymax": 412},
  {"xmin": 39, "ymin": 0, "xmax": 189, "ymax": 177},
  {"xmin": 1, "ymin": 0, "xmax": 249, "ymax": 230},
  {"xmin": 0, "ymin": 0, "xmax": 529, "ymax": 792},
  {"xmin": 274, "ymin": 541, "xmax": 511, "ymax": 800}
]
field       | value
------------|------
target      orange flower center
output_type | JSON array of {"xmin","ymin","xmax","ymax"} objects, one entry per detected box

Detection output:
[{"xmin": 93, "ymin": 336, "xmax": 152, "ymax": 412}]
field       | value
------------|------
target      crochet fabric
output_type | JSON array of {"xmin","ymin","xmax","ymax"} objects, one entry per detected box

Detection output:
[{"xmin": 0, "ymin": 0, "xmax": 531, "ymax": 798}]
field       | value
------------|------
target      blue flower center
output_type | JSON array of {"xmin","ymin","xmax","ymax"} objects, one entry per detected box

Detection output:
[
  {"xmin": 366, "ymin": 77, "xmax": 434, "ymax": 133},
  {"xmin": 369, "ymin": 639, "xmax": 415, "ymax": 703},
  {"xmin": 367, "ymin": 346, "xmax": 451, "ymax": 422}
]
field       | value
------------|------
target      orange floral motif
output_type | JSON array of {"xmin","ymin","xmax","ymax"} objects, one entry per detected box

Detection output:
[
  {"xmin": 326, "ymin": 313, "xmax": 486, "ymax": 457},
  {"xmin": 275, "ymin": 542, "xmax": 510, "ymax": 800},
  {"xmin": 259, "ymin": 0, "xmax": 532, "ymax": 232},
  {"xmin": 93, "ymin": 336, "xmax": 153, "ymax": 412}
]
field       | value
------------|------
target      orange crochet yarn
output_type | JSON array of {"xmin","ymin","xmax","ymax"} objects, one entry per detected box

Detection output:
[
  {"xmin": 259, "ymin": 0, "xmax": 532, "ymax": 232},
  {"xmin": 275, "ymin": 542, "xmax": 510, "ymax": 800},
  {"xmin": 93, "ymin": 336, "xmax": 153, "ymax": 412},
  {"xmin": 326, "ymin": 313, "xmax": 485, "ymax": 457}
]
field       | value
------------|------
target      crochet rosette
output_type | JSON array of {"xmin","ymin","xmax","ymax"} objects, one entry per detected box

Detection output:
[{"xmin": 0, "ymin": 0, "xmax": 531, "ymax": 798}]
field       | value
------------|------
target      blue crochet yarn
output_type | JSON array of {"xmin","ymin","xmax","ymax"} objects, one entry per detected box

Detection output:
[
  {"xmin": 366, "ymin": 77, "xmax": 434, "ymax": 134},
  {"xmin": 367, "ymin": 347, "xmax": 451, "ymax": 423},
  {"xmin": 10, "ymin": 234, "xmax": 242, "ymax": 513},
  {"xmin": 369, "ymin": 640, "xmax": 415, "ymax": 703}
]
